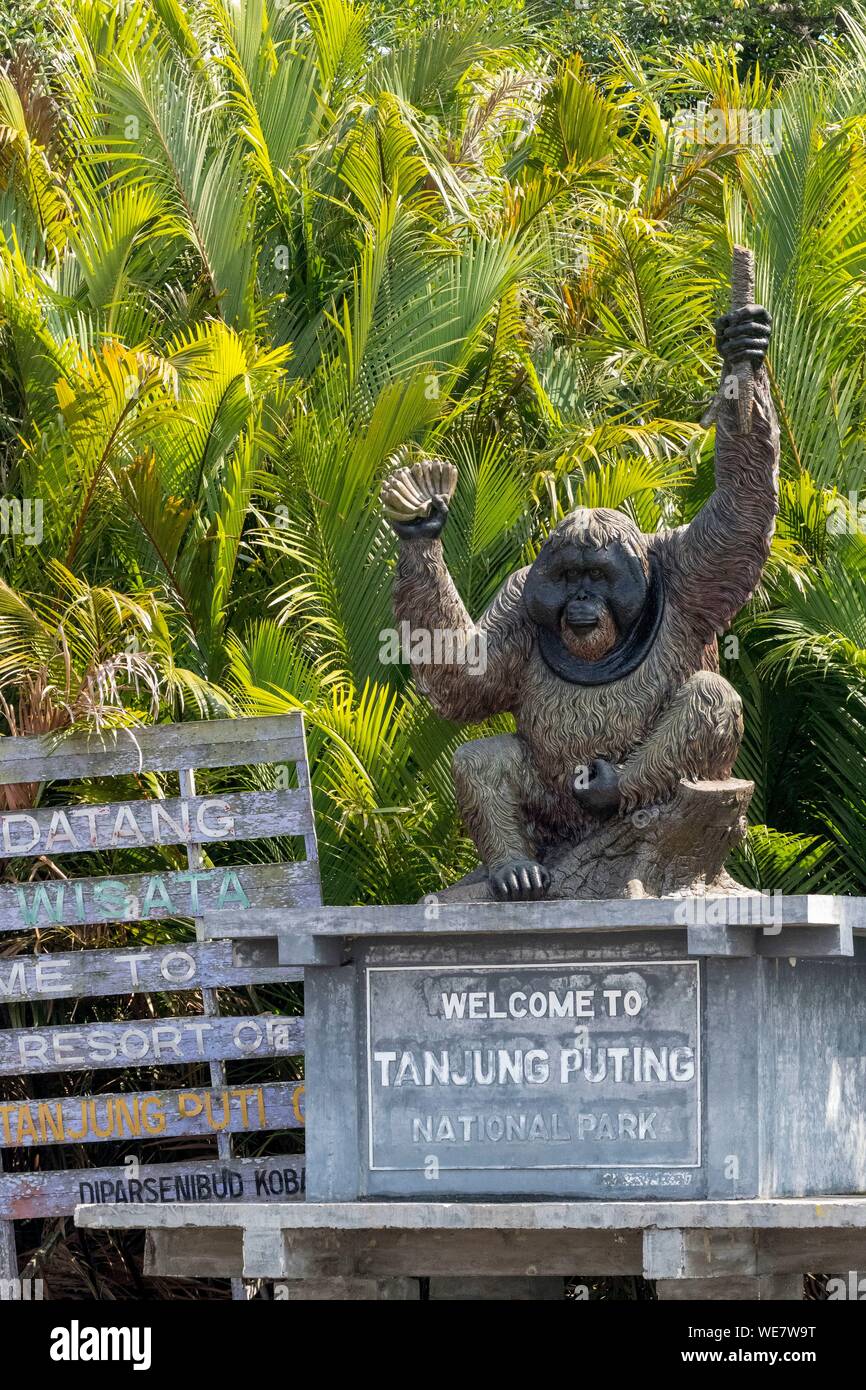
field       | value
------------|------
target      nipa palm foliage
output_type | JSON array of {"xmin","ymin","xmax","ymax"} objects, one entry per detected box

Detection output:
[{"xmin": 2, "ymin": 0, "xmax": 866, "ymax": 902}]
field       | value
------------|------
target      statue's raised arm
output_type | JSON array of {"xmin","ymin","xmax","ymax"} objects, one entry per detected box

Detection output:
[
  {"xmin": 382, "ymin": 460, "xmax": 532, "ymax": 724},
  {"xmin": 668, "ymin": 284, "xmax": 779, "ymax": 644}
]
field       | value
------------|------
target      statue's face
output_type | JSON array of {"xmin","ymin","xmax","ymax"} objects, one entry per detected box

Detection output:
[{"xmin": 523, "ymin": 538, "xmax": 648, "ymax": 662}]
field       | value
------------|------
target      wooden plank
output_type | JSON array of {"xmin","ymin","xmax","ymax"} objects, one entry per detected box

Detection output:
[
  {"xmin": 178, "ymin": 766, "xmax": 244, "ymax": 1302},
  {"xmin": 0, "ymin": 1013, "xmax": 303, "ymax": 1075},
  {"xmin": 72, "ymin": 1222, "xmax": 866, "ymax": 1283},
  {"xmin": 353, "ymin": 1230, "xmax": 641, "ymax": 1279},
  {"xmin": 0, "ymin": 1156, "xmax": 306, "ymax": 1218},
  {"xmin": 0, "ymin": 1209, "xmax": 15, "ymax": 1299},
  {"xmin": 294, "ymin": 718, "xmax": 321, "ymax": 891},
  {"xmin": 268, "ymin": 1276, "xmax": 420, "ymax": 1300},
  {"xmin": 0, "ymin": 713, "xmax": 304, "ymax": 784},
  {"xmin": 428, "ymin": 1277, "xmax": 563, "ymax": 1300},
  {"xmin": 0, "ymin": 941, "xmax": 302, "ymax": 1003},
  {"xmin": 655, "ymin": 1275, "xmax": 802, "ymax": 1301},
  {"xmin": 0, "ymin": 789, "xmax": 312, "ymax": 859},
  {"xmin": 0, "ymin": 860, "xmax": 320, "ymax": 933},
  {"xmin": 758, "ymin": 1229, "xmax": 866, "ymax": 1274},
  {"xmin": 0, "ymin": 1081, "xmax": 305, "ymax": 1148}
]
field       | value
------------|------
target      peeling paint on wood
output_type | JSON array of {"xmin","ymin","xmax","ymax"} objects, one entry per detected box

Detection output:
[
  {"xmin": 0, "ymin": 1014, "xmax": 304, "ymax": 1074},
  {"xmin": 0, "ymin": 1157, "xmax": 306, "ymax": 1218},
  {"xmin": 0, "ymin": 789, "xmax": 312, "ymax": 858},
  {"xmin": 0, "ymin": 941, "xmax": 301, "ymax": 1002},
  {"xmin": 0, "ymin": 860, "xmax": 319, "ymax": 932},
  {"xmin": 0, "ymin": 1081, "xmax": 305, "ymax": 1148}
]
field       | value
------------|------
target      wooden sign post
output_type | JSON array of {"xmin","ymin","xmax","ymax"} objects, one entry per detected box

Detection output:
[{"xmin": 0, "ymin": 713, "xmax": 317, "ymax": 1299}]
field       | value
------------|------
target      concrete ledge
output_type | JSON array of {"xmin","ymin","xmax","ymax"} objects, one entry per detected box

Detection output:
[
  {"xmin": 200, "ymin": 896, "xmax": 863, "ymax": 960},
  {"xmin": 204, "ymin": 896, "xmax": 847, "ymax": 939},
  {"xmin": 75, "ymin": 1196, "xmax": 866, "ymax": 1233},
  {"xmin": 100, "ymin": 1206, "xmax": 866, "ymax": 1284}
]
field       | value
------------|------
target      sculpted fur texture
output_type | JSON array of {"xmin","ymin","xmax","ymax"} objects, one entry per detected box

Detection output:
[{"xmin": 383, "ymin": 322, "xmax": 779, "ymax": 901}]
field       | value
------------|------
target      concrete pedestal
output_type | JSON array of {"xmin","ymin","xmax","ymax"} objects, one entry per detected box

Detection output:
[
  {"xmin": 73, "ymin": 896, "xmax": 866, "ymax": 1299},
  {"xmin": 305, "ymin": 928, "xmax": 866, "ymax": 1203}
]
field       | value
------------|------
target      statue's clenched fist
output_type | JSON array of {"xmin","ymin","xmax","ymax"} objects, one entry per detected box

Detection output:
[
  {"xmin": 715, "ymin": 304, "xmax": 772, "ymax": 369},
  {"xmin": 573, "ymin": 758, "xmax": 622, "ymax": 814},
  {"xmin": 381, "ymin": 459, "xmax": 458, "ymax": 541}
]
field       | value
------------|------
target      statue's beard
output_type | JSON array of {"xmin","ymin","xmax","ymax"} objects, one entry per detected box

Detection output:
[{"xmin": 559, "ymin": 606, "xmax": 618, "ymax": 662}]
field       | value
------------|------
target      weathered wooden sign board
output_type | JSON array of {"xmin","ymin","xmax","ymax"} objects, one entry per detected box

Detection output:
[
  {"xmin": 1, "ymin": 1155, "xmax": 306, "ymax": 1220},
  {"xmin": 0, "ymin": 861, "xmax": 315, "ymax": 931},
  {"xmin": 0, "ymin": 1014, "xmax": 304, "ymax": 1073},
  {"xmin": 0, "ymin": 1080, "xmax": 305, "ymax": 1147},
  {"xmin": 0, "ymin": 713, "xmax": 315, "ymax": 1297},
  {"xmin": 0, "ymin": 790, "xmax": 310, "ymax": 856},
  {"xmin": 0, "ymin": 942, "xmax": 301, "ymax": 1002}
]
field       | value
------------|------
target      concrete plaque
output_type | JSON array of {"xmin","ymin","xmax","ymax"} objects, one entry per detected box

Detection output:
[{"xmin": 365, "ymin": 960, "xmax": 700, "ymax": 1176}]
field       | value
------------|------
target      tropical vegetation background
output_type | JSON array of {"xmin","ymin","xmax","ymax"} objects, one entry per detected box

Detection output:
[{"xmin": 0, "ymin": 0, "xmax": 862, "ymax": 1297}]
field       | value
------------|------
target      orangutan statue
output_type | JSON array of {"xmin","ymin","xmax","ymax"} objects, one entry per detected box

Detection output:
[{"xmin": 381, "ymin": 302, "xmax": 777, "ymax": 901}]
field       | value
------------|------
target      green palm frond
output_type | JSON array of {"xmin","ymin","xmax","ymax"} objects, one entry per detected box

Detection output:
[
  {"xmin": 755, "ymin": 535, "xmax": 866, "ymax": 680},
  {"xmin": 732, "ymin": 825, "xmax": 842, "ymax": 894},
  {"xmin": 529, "ymin": 54, "xmax": 622, "ymax": 178},
  {"xmin": 98, "ymin": 48, "xmax": 258, "ymax": 326}
]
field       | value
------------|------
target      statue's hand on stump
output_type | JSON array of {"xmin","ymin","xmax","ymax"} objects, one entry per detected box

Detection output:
[
  {"xmin": 573, "ymin": 758, "xmax": 622, "ymax": 814},
  {"xmin": 381, "ymin": 459, "xmax": 458, "ymax": 541},
  {"xmin": 715, "ymin": 304, "xmax": 772, "ymax": 371},
  {"xmin": 489, "ymin": 857, "xmax": 551, "ymax": 902}
]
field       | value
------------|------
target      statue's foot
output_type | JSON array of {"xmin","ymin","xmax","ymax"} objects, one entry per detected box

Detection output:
[{"xmin": 489, "ymin": 858, "xmax": 550, "ymax": 902}]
